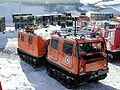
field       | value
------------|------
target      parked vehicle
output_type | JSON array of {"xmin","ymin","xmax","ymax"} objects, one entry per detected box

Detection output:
[
  {"xmin": 92, "ymin": 21, "xmax": 120, "ymax": 61},
  {"xmin": 46, "ymin": 31, "xmax": 108, "ymax": 88}
]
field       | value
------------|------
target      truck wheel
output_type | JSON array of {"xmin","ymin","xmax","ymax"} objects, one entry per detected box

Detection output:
[
  {"xmin": 66, "ymin": 77, "xmax": 74, "ymax": 86},
  {"xmin": 61, "ymin": 74, "xmax": 66, "ymax": 82},
  {"xmin": 56, "ymin": 71, "xmax": 61, "ymax": 79},
  {"xmin": 53, "ymin": 70, "xmax": 57, "ymax": 78},
  {"xmin": 108, "ymin": 53, "xmax": 114, "ymax": 62}
]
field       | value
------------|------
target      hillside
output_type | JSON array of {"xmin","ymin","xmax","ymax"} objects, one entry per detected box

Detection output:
[{"xmin": 0, "ymin": 0, "xmax": 120, "ymax": 26}]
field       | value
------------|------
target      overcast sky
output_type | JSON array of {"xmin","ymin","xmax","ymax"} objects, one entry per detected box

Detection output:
[{"xmin": 0, "ymin": 0, "xmax": 101, "ymax": 4}]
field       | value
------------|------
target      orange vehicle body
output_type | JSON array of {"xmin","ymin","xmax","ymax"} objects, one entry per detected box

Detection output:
[
  {"xmin": 17, "ymin": 31, "xmax": 48, "ymax": 67},
  {"xmin": 18, "ymin": 31, "xmax": 47, "ymax": 58},
  {"xmin": 46, "ymin": 34, "xmax": 108, "ymax": 88},
  {"xmin": 47, "ymin": 35, "xmax": 107, "ymax": 74}
]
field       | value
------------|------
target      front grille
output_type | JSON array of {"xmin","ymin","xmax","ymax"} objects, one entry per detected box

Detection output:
[
  {"xmin": 86, "ymin": 58, "xmax": 104, "ymax": 64},
  {"xmin": 81, "ymin": 53, "xmax": 104, "ymax": 64}
]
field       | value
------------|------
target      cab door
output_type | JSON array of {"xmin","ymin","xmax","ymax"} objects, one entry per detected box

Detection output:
[
  {"xmin": 27, "ymin": 35, "xmax": 33, "ymax": 54},
  {"xmin": 61, "ymin": 41, "xmax": 74, "ymax": 69},
  {"xmin": 48, "ymin": 38, "xmax": 59, "ymax": 62}
]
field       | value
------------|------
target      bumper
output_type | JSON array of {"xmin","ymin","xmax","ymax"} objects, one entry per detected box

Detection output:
[{"xmin": 78, "ymin": 68, "xmax": 109, "ymax": 82}]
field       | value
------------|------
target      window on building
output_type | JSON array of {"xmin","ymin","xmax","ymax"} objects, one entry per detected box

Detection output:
[
  {"xmin": 66, "ymin": 20, "xmax": 73, "ymax": 27},
  {"xmin": 61, "ymin": 23, "xmax": 66, "ymax": 28}
]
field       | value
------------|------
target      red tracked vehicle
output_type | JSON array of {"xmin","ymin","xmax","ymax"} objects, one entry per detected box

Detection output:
[
  {"xmin": 17, "ymin": 31, "xmax": 48, "ymax": 67},
  {"xmin": 46, "ymin": 30, "xmax": 108, "ymax": 88},
  {"xmin": 92, "ymin": 21, "xmax": 120, "ymax": 61}
]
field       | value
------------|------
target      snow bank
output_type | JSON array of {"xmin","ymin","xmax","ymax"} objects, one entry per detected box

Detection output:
[{"xmin": 0, "ymin": 27, "xmax": 17, "ymax": 50}]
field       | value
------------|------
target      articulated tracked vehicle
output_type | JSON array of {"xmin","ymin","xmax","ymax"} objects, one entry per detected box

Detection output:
[{"xmin": 17, "ymin": 14, "xmax": 109, "ymax": 88}]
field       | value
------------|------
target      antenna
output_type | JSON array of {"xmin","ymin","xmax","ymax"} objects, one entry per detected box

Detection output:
[{"xmin": 74, "ymin": 17, "xmax": 77, "ymax": 36}]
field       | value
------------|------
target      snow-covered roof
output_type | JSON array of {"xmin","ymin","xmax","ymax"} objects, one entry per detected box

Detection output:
[{"xmin": 34, "ymin": 25, "xmax": 61, "ymax": 40}]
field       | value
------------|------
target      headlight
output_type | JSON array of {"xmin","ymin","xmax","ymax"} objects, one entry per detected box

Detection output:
[{"xmin": 104, "ymin": 63, "xmax": 108, "ymax": 69}]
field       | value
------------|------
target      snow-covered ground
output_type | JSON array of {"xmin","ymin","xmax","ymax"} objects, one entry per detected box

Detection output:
[{"xmin": 0, "ymin": 27, "xmax": 120, "ymax": 90}]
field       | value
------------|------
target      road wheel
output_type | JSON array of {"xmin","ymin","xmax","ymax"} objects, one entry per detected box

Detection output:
[
  {"xmin": 61, "ymin": 74, "xmax": 66, "ymax": 82},
  {"xmin": 66, "ymin": 77, "xmax": 74, "ymax": 86},
  {"xmin": 56, "ymin": 71, "xmax": 61, "ymax": 79}
]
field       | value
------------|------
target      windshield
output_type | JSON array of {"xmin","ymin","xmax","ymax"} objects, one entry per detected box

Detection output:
[{"xmin": 76, "ymin": 42, "xmax": 104, "ymax": 54}]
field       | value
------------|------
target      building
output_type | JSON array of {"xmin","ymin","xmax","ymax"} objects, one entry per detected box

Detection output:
[
  {"xmin": 12, "ymin": 13, "xmax": 34, "ymax": 30},
  {"xmin": 90, "ymin": 13, "xmax": 114, "ymax": 21},
  {"xmin": 0, "ymin": 17, "xmax": 5, "ymax": 32}
]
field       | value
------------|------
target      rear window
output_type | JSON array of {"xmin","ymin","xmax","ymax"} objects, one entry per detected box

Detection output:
[
  {"xmin": 63, "ymin": 42, "xmax": 73, "ymax": 55},
  {"xmin": 51, "ymin": 38, "xmax": 58, "ymax": 50}
]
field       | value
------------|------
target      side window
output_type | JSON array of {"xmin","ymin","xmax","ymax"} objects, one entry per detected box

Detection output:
[
  {"xmin": 66, "ymin": 20, "xmax": 73, "ymax": 27},
  {"xmin": 21, "ymin": 35, "xmax": 24, "ymax": 41},
  {"xmin": 29, "ymin": 36, "xmax": 33, "ymax": 44},
  {"xmin": 18, "ymin": 34, "xmax": 20, "ymax": 39},
  {"xmin": 63, "ymin": 42, "xmax": 73, "ymax": 55},
  {"xmin": 51, "ymin": 38, "xmax": 58, "ymax": 50},
  {"xmin": 61, "ymin": 23, "xmax": 66, "ymax": 28}
]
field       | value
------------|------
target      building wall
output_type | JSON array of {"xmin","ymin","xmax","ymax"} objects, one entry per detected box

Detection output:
[{"xmin": 0, "ymin": 17, "xmax": 5, "ymax": 32}]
